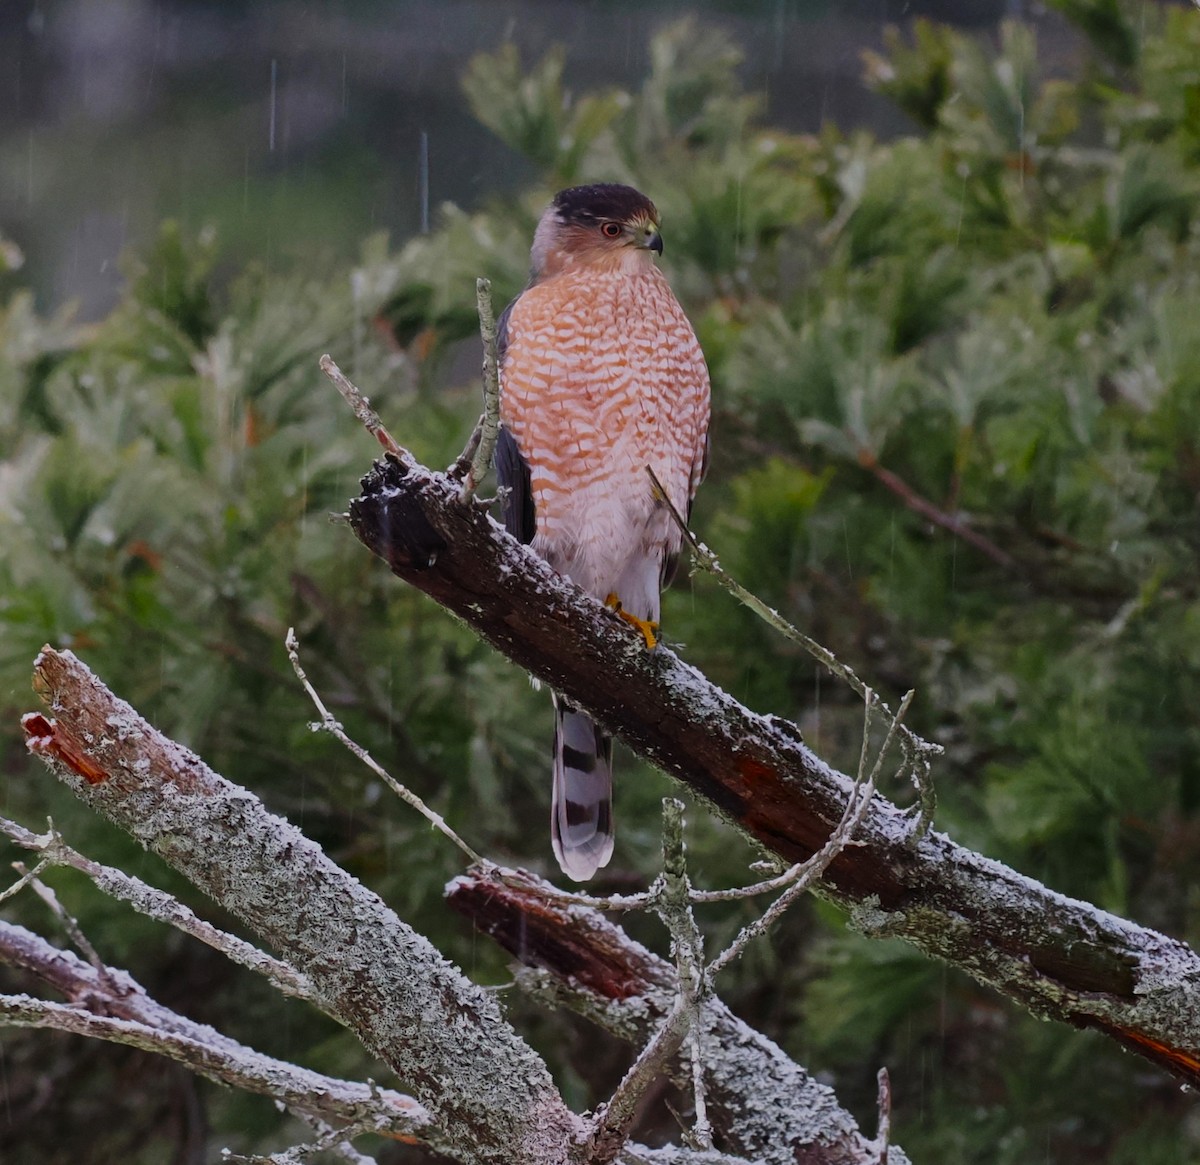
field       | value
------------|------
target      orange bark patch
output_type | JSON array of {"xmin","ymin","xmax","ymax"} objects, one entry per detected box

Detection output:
[
  {"xmin": 738, "ymin": 755, "xmax": 777, "ymax": 787},
  {"xmin": 22, "ymin": 712, "xmax": 109, "ymax": 785},
  {"xmin": 1116, "ymin": 1028, "xmax": 1200, "ymax": 1078}
]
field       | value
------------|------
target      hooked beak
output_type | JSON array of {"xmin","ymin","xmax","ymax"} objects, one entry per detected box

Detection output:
[{"xmin": 639, "ymin": 222, "xmax": 663, "ymax": 255}]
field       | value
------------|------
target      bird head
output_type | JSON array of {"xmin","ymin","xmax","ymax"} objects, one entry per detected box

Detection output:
[{"xmin": 530, "ymin": 183, "xmax": 663, "ymax": 279}]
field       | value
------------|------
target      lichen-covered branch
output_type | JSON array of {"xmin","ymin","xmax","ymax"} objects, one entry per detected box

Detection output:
[
  {"xmin": 348, "ymin": 452, "xmax": 1200, "ymax": 1086},
  {"xmin": 0, "ymin": 920, "xmax": 429, "ymax": 1142},
  {"xmin": 1, "ymin": 816, "xmax": 313, "ymax": 1002},
  {"xmin": 447, "ymin": 868, "xmax": 909, "ymax": 1165},
  {"xmin": 21, "ymin": 647, "xmax": 583, "ymax": 1165}
]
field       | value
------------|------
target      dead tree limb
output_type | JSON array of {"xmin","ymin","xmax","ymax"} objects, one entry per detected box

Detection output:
[
  {"xmin": 20, "ymin": 647, "xmax": 581, "ymax": 1165},
  {"xmin": 348, "ymin": 453, "xmax": 1200, "ymax": 1086},
  {"xmin": 17, "ymin": 648, "xmax": 764, "ymax": 1165},
  {"xmin": 0, "ymin": 920, "xmax": 429, "ymax": 1143},
  {"xmin": 447, "ymin": 868, "xmax": 910, "ymax": 1165}
]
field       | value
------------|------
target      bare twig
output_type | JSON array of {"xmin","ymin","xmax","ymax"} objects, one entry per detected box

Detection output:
[
  {"xmin": 1, "ymin": 992, "xmax": 427, "ymax": 1150},
  {"xmin": 222, "ymin": 1115, "xmax": 383, "ymax": 1165},
  {"xmin": 646, "ymin": 463, "xmax": 940, "ymax": 838},
  {"xmin": 496, "ymin": 869, "xmax": 652, "ymax": 912},
  {"xmin": 657, "ymin": 801, "xmax": 710, "ymax": 1150},
  {"xmin": 660, "ymin": 802, "xmax": 711, "ymax": 1150},
  {"xmin": 285, "ymin": 628, "xmax": 485, "ymax": 866},
  {"xmin": 459, "ymin": 277, "xmax": 502, "ymax": 503},
  {"xmin": 588, "ymin": 802, "xmax": 708, "ymax": 1165},
  {"xmin": 0, "ymin": 855, "xmax": 52, "ymax": 905},
  {"xmin": 319, "ymin": 354, "xmax": 408, "ymax": 461},
  {"xmin": 0, "ymin": 921, "xmax": 429, "ymax": 1143},
  {"xmin": 874, "ymin": 1067, "xmax": 892, "ymax": 1163},
  {"xmin": 588, "ymin": 984, "xmax": 696, "ymax": 1163},
  {"xmin": 706, "ymin": 690, "xmax": 913, "ymax": 980},
  {"xmin": 685, "ymin": 1026, "xmax": 712, "ymax": 1152},
  {"xmin": 0, "ymin": 816, "xmax": 313, "ymax": 1002},
  {"xmin": 15, "ymin": 859, "xmax": 109, "ymax": 978},
  {"xmin": 862, "ymin": 453, "xmax": 1016, "ymax": 571}
]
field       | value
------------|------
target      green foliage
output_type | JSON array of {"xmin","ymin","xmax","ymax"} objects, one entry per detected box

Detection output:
[
  {"xmin": 4, "ymin": 4, "xmax": 1200, "ymax": 1161},
  {"xmin": 1048, "ymin": 0, "xmax": 1141, "ymax": 68}
]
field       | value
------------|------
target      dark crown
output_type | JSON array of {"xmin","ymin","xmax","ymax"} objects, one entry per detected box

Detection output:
[{"xmin": 552, "ymin": 184, "xmax": 658, "ymax": 226}]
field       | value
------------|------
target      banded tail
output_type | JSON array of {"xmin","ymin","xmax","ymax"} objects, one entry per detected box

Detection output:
[{"xmin": 551, "ymin": 696, "xmax": 614, "ymax": 881}]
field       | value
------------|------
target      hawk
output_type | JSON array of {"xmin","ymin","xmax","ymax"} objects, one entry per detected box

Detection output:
[{"xmin": 495, "ymin": 184, "xmax": 711, "ymax": 881}]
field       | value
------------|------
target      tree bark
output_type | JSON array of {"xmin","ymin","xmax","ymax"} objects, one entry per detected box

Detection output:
[
  {"xmin": 22, "ymin": 647, "xmax": 581, "ymax": 1165},
  {"xmin": 349, "ymin": 453, "xmax": 1200, "ymax": 1086},
  {"xmin": 18, "ymin": 647, "xmax": 771, "ymax": 1165},
  {"xmin": 0, "ymin": 920, "xmax": 430, "ymax": 1142}
]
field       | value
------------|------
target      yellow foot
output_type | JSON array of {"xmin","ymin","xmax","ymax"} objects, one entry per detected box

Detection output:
[{"xmin": 605, "ymin": 593, "xmax": 659, "ymax": 650}]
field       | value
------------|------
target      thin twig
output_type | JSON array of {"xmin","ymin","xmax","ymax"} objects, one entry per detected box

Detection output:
[
  {"xmin": 588, "ymin": 990, "xmax": 694, "ymax": 1162},
  {"xmin": 657, "ymin": 800, "xmax": 711, "ymax": 1151},
  {"xmin": 863, "ymin": 455, "xmax": 1016, "ymax": 571},
  {"xmin": 685, "ymin": 1026, "xmax": 712, "ymax": 1152},
  {"xmin": 874, "ymin": 1067, "xmax": 892, "ymax": 1163},
  {"xmin": 706, "ymin": 690, "xmax": 914, "ymax": 979},
  {"xmin": 497, "ymin": 868, "xmax": 653, "ymax": 912},
  {"xmin": 587, "ymin": 802, "xmax": 707, "ymax": 1165},
  {"xmin": 0, "ymin": 817, "xmax": 313, "ymax": 1001},
  {"xmin": 449, "ymin": 421, "xmax": 483, "ymax": 482},
  {"xmin": 0, "ymin": 856, "xmax": 52, "ymax": 906},
  {"xmin": 285, "ymin": 628, "xmax": 485, "ymax": 866},
  {"xmin": 0, "ymin": 990, "xmax": 427, "ymax": 1148},
  {"xmin": 647, "ymin": 463, "xmax": 941, "ymax": 839},
  {"xmin": 459, "ymin": 277, "xmax": 502, "ymax": 503},
  {"xmin": 15, "ymin": 861, "xmax": 109, "ymax": 980},
  {"xmin": 222, "ymin": 1113, "xmax": 383, "ymax": 1165},
  {"xmin": 320, "ymin": 354, "xmax": 409, "ymax": 461}
]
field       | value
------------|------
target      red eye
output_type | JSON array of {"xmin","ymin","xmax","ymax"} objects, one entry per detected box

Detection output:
[{"xmin": 601, "ymin": 222, "xmax": 622, "ymax": 238}]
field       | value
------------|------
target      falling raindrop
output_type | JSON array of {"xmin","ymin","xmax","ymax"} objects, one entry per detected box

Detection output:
[
  {"xmin": 145, "ymin": 6, "xmax": 161, "ymax": 101},
  {"xmin": 269, "ymin": 58, "xmax": 278, "ymax": 151},
  {"xmin": 419, "ymin": 130, "xmax": 430, "ymax": 233},
  {"xmin": 813, "ymin": 666, "xmax": 822, "ymax": 753},
  {"xmin": 299, "ymin": 446, "xmax": 307, "ymax": 543}
]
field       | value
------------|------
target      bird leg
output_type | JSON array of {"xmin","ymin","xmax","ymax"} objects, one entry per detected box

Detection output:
[{"xmin": 604, "ymin": 594, "xmax": 659, "ymax": 650}]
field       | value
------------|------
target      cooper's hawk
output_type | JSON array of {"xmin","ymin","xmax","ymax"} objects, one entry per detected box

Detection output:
[{"xmin": 495, "ymin": 184, "xmax": 711, "ymax": 881}]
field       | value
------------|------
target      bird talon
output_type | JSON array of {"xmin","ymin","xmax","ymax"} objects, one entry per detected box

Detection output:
[{"xmin": 605, "ymin": 594, "xmax": 659, "ymax": 650}]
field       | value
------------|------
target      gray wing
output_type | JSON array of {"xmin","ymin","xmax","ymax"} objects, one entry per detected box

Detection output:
[{"xmin": 493, "ymin": 299, "xmax": 536, "ymax": 545}]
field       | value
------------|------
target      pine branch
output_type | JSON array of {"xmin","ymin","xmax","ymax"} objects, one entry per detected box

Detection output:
[
  {"xmin": 347, "ymin": 449, "xmax": 1200, "ymax": 1087},
  {"xmin": 858, "ymin": 451, "xmax": 1017, "ymax": 571}
]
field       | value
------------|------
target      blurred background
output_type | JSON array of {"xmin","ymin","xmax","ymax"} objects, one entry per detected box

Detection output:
[
  {"xmin": 2, "ymin": 0, "xmax": 1061, "ymax": 320},
  {"xmin": 3, "ymin": 1, "xmax": 1200, "ymax": 1162}
]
